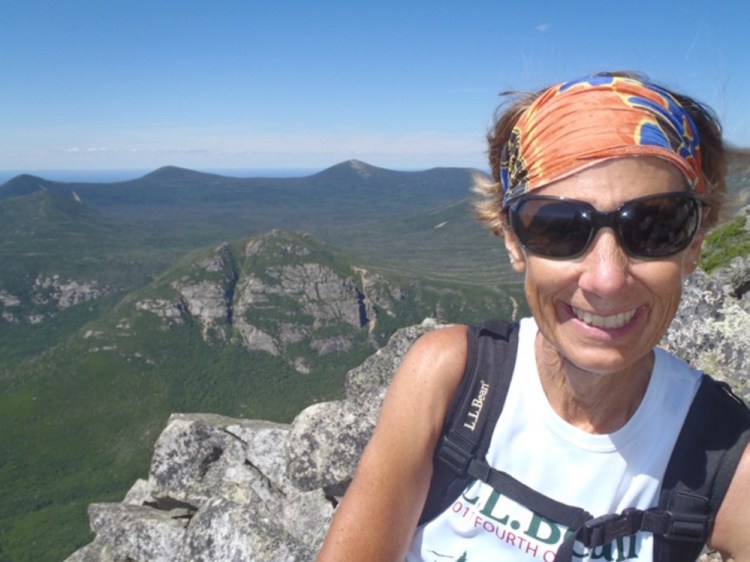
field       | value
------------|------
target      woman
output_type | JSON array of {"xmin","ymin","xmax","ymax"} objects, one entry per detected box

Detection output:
[{"xmin": 316, "ymin": 73, "xmax": 750, "ymax": 562}]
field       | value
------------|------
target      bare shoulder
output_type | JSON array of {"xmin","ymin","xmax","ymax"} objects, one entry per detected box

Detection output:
[
  {"xmin": 389, "ymin": 324, "xmax": 470, "ymax": 426},
  {"xmin": 709, "ymin": 441, "xmax": 750, "ymax": 561},
  {"xmin": 403, "ymin": 322, "xmax": 469, "ymax": 362},
  {"xmin": 315, "ymin": 324, "xmax": 469, "ymax": 561},
  {"xmin": 403, "ymin": 323, "xmax": 470, "ymax": 372}
]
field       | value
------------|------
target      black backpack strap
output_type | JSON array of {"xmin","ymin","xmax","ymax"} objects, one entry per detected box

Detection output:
[
  {"xmin": 652, "ymin": 375, "xmax": 750, "ymax": 562},
  {"xmin": 556, "ymin": 375, "xmax": 750, "ymax": 562},
  {"xmin": 466, "ymin": 459, "xmax": 593, "ymax": 530},
  {"xmin": 418, "ymin": 320, "xmax": 519, "ymax": 526}
]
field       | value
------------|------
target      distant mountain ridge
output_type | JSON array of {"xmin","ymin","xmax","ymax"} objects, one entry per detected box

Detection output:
[
  {"xmin": 138, "ymin": 165, "xmax": 228, "ymax": 182},
  {"xmin": 0, "ymin": 159, "xmax": 481, "ymax": 209},
  {"xmin": 5, "ymin": 151, "xmax": 749, "ymax": 192},
  {"xmin": 3, "ymin": 155, "xmax": 748, "ymax": 227}
]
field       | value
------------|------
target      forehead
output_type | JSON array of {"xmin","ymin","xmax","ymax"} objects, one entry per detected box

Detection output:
[{"xmin": 535, "ymin": 156, "xmax": 689, "ymax": 208}]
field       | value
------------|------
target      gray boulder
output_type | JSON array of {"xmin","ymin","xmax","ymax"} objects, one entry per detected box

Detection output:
[
  {"xmin": 65, "ymin": 320, "xmax": 438, "ymax": 562},
  {"xmin": 661, "ymin": 255, "xmax": 750, "ymax": 401}
]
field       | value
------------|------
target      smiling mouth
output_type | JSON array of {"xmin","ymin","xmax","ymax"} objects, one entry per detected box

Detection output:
[{"xmin": 571, "ymin": 306, "xmax": 638, "ymax": 329}]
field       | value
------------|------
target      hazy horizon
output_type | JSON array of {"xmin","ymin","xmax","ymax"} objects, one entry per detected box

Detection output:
[
  {"xmin": 0, "ymin": 167, "xmax": 326, "ymax": 185},
  {"xmin": 0, "ymin": 160, "xmax": 495, "ymax": 185}
]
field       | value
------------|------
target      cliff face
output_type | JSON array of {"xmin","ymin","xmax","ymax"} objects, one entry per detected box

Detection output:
[
  {"xmin": 112, "ymin": 229, "xmax": 503, "ymax": 378},
  {"xmin": 131, "ymin": 233, "xmax": 384, "ymax": 364},
  {"xmin": 66, "ymin": 255, "xmax": 750, "ymax": 562}
]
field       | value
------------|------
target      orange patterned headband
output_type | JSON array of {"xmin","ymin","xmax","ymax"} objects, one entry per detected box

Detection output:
[{"xmin": 499, "ymin": 75, "xmax": 704, "ymax": 206}]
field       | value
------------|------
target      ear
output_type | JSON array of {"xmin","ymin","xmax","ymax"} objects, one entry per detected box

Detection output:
[
  {"xmin": 503, "ymin": 227, "xmax": 527, "ymax": 273},
  {"xmin": 683, "ymin": 231, "xmax": 704, "ymax": 275}
]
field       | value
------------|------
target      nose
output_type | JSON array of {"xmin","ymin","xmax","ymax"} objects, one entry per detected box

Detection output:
[{"xmin": 577, "ymin": 228, "xmax": 630, "ymax": 297}]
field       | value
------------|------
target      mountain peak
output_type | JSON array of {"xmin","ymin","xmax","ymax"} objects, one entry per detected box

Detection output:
[
  {"xmin": 340, "ymin": 159, "xmax": 382, "ymax": 173},
  {"xmin": 140, "ymin": 166, "xmax": 199, "ymax": 180},
  {"xmin": 311, "ymin": 160, "xmax": 393, "ymax": 183},
  {"xmin": 0, "ymin": 173, "xmax": 57, "ymax": 198},
  {"xmin": 139, "ymin": 166, "xmax": 226, "ymax": 183},
  {"xmin": 344, "ymin": 159, "xmax": 373, "ymax": 173}
]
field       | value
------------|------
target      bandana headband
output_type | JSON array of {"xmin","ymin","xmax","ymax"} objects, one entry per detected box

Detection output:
[{"xmin": 500, "ymin": 75, "xmax": 704, "ymax": 206}]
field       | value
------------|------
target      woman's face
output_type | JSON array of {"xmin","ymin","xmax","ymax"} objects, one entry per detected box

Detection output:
[{"xmin": 504, "ymin": 157, "xmax": 704, "ymax": 376}]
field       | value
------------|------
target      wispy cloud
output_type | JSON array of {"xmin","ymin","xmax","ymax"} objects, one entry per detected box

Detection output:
[
  {"xmin": 536, "ymin": 23, "xmax": 551, "ymax": 32},
  {"xmin": 65, "ymin": 147, "xmax": 110, "ymax": 153}
]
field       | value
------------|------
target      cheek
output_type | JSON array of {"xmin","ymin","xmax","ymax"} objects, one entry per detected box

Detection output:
[
  {"xmin": 660, "ymin": 273, "xmax": 684, "ymax": 305},
  {"xmin": 523, "ymin": 259, "xmax": 575, "ymax": 313},
  {"xmin": 633, "ymin": 261, "xmax": 685, "ymax": 329}
]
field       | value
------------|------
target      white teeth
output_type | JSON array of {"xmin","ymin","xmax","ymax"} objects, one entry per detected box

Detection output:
[{"xmin": 571, "ymin": 306, "xmax": 637, "ymax": 329}]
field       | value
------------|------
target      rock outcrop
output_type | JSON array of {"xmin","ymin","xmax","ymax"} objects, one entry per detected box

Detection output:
[
  {"xmin": 129, "ymin": 232, "xmax": 405, "ymax": 370},
  {"xmin": 662, "ymin": 254, "xmax": 750, "ymax": 401},
  {"xmin": 66, "ymin": 255, "xmax": 750, "ymax": 562},
  {"xmin": 66, "ymin": 319, "xmax": 442, "ymax": 562},
  {"xmin": 0, "ymin": 273, "xmax": 110, "ymax": 324}
]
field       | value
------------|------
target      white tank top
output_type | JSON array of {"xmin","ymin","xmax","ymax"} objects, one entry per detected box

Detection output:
[{"xmin": 406, "ymin": 317, "xmax": 702, "ymax": 562}]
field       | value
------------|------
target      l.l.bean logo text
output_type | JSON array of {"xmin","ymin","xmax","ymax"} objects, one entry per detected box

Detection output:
[{"xmin": 452, "ymin": 481, "xmax": 640, "ymax": 562}]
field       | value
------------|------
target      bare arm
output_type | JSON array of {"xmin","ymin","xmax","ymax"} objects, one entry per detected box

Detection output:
[
  {"xmin": 316, "ymin": 325, "xmax": 469, "ymax": 562},
  {"xmin": 709, "ymin": 442, "xmax": 750, "ymax": 561}
]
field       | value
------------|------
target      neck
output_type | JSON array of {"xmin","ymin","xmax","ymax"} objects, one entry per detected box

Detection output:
[{"xmin": 535, "ymin": 333, "xmax": 654, "ymax": 434}]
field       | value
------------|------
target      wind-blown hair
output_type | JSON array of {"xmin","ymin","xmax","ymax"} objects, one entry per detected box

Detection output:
[{"xmin": 474, "ymin": 71, "xmax": 727, "ymax": 238}]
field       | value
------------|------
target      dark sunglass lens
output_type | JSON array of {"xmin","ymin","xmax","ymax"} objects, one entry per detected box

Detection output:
[
  {"xmin": 511, "ymin": 198, "xmax": 592, "ymax": 258},
  {"xmin": 619, "ymin": 194, "xmax": 700, "ymax": 258}
]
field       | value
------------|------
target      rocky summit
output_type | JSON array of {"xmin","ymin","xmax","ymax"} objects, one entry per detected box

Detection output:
[
  {"xmin": 65, "ymin": 319, "xmax": 443, "ymax": 562},
  {"xmin": 64, "ymin": 243, "xmax": 750, "ymax": 561}
]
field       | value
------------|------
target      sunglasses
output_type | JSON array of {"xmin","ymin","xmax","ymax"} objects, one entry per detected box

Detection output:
[{"xmin": 508, "ymin": 192, "xmax": 703, "ymax": 260}]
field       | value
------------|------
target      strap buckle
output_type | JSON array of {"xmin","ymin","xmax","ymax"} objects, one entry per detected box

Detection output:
[
  {"xmin": 662, "ymin": 510, "xmax": 712, "ymax": 542},
  {"xmin": 580, "ymin": 507, "xmax": 712, "ymax": 547},
  {"xmin": 436, "ymin": 435, "xmax": 473, "ymax": 473},
  {"xmin": 580, "ymin": 508, "xmax": 643, "ymax": 548},
  {"xmin": 648, "ymin": 492, "xmax": 713, "ymax": 542}
]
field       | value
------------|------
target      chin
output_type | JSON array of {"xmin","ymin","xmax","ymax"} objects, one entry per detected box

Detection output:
[{"xmin": 560, "ymin": 345, "xmax": 652, "ymax": 377}]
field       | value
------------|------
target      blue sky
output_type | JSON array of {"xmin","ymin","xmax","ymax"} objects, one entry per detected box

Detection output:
[{"xmin": 1, "ymin": 0, "xmax": 748, "ymax": 174}]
